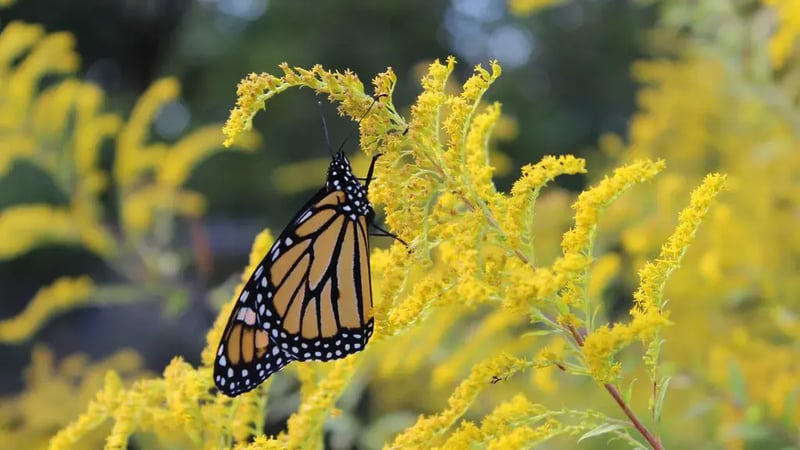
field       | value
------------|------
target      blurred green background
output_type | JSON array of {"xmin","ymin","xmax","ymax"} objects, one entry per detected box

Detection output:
[{"xmin": 0, "ymin": 0, "xmax": 648, "ymax": 405}]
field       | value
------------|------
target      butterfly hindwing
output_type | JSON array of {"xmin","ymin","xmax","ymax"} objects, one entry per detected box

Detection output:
[{"xmin": 213, "ymin": 292, "xmax": 293, "ymax": 396}]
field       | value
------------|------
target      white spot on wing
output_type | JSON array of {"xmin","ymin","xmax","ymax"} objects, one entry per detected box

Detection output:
[
  {"xmin": 243, "ymin": 308, "xmax": 257, "ymax": 325},
  {"xmin": 297, "ymin": 210, "xmax": 313, "ymax": 224}
]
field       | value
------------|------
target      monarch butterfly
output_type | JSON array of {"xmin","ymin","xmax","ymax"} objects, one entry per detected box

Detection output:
[{"xmin": 213, "ymin": 101, "xmax": 396, "ymax": 397}]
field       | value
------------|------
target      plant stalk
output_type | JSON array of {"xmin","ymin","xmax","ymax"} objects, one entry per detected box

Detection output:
[{"xmin": 567, "ymin": 325, "xmax": 664, "ymax": 450}]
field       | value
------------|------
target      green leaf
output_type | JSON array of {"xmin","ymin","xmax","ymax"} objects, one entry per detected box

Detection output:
[
  {"xmin": 654, "ymin": 376, "xmax": 671, "ymax": 424},
  {"xmin": 577, "ymin": 423, "xmax": 627, "ymax": 443},
  {"xmin": 590, "ymin": 304, "xmax": 602, "ymax": 330},
  {"xmin": 624, "ymin": 378, "xmax": 638, "ymax": 404},
  {"xmin": 520, "ymin": 329, "xmax": 558, "ymax": 339},
  {"xmin": 728, "ymin": 359, "xmax": 748, "ymax": 405},
  {"xmin": 163, "ymin": 290, "xmax": 189, "ymax": 317},
  {"xmin": 782, "ymin": 387, "xmax": 798, "ymax": 430}
]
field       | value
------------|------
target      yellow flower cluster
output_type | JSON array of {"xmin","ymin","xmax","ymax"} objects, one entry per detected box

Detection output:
[
  {"xmin": 585, "ymin": 14, "xmax": 800, "ymax": 442},
  {"xmin": 116, "ymin": 78, "xmax": 259, "ymax": 237},
  {"xmin": 388, "ymin": 353, "xmax": 532, "ymax": 448},
  {"xmin": 0, "ymin": 346, "xmax": 146, "ymax": 450},
  {"xmin": 50, "ymin": 358, "xmax": 235, "ymax": 450},
  {"xmin": 764, "ymin": 0, "xmax": 800, "ymax": 68},
  {"xmin": 0, "ymin": 277, "xmax": 94, "ymax": 343},
  {"xmin": 0, "ymin": 205, "xmax": 109, "ymax": 259},
  {"xmin": 223, "ymin": 63, "xmax": 405, "ymax": 149},
  {"xmin": 581, "ymin": 174, "xmax": 726, "ymax": 383},
  {"xmin": 507, "ymin": 155, "xmax": 586, "ymax": 259},
  {"xmin": 441, "ymin": 394, "xmax": 548, "ymax": 447},
  {"xmin": 507, "ymin": 0, "xmax": 565, "ymax": 17}
]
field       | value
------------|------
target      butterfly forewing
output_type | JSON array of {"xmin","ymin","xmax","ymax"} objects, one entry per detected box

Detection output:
[{"xmin": 214, "ymin": 152, "xmax": 376, "ymax": 397}]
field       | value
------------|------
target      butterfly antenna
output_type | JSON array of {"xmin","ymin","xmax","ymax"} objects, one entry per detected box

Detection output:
[
  {"xmin": 317, "ymin": 100, "xmax": 334, "ymax": 158},
  {"xmin": 335, "ymin": 95, "xmax": 384, "ymax": 154}
]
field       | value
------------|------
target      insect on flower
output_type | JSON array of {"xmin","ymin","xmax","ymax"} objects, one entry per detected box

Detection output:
[{"xmin": 214, "ymin": 97, "xmax": 401, "ymax": 396}]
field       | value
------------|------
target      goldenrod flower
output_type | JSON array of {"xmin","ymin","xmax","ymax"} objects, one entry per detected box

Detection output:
[
  {"xmin": 0, "ymin": 24, "xmax": 78, "ymax": 129},
  {"xmin": 72, "ymin": 82, "xmax": 122, "ymax": 178},
  {"xmin": 223, "ymin": 64, "xmax": 401, "ymax": 148},
  {"xmin": 508, "ymin": 0, "xmax": 565, "ymax": 17},
  {"xmin": 121, "ymin": 186, "xmax": 205, "ymax": 236},
  {"xmin": 764, "ymin": 0, "xmax": 800, "ymax": 68},
  {"xmin": 157, "ymin": 127, "xmax": 259, "ymax": 188},
  {"xmin": 442, "ymin": 394, "xmax": 548, "ymax": 447},
  {"xmin": 389, "ymin": 354, "xmax": 532, "ymax": 448},
  {"xmin": 634, "ymin": 173, "xmax": 728, "ymax": 313},
  {"xmin": 505, "ymin": 155, "xmax": 586, "ymax": 258},
  {"xmin": 284, "ymin": 357, "xmax": 359, "ymax": 448},
  {"xmin": 0, "ymin": 277, "xmax": 94, "ymax": 343},
  {"xmin": 582, "ymin": 173, "xmax": 727, "ymax": 383},
  {"xmin": 0, "ymin": 133, "xmax": 36, "ymax": 177},
  {"xmin": 0, "ymin": 205, "xmax": 100, "ymax": 259},
  {"xmin": 115, "ymin": 78, "xmax": 179, "ymax": 189},
  {"xmin": 432, "ymin": 309, "xmax": 524, "ymax": 387},
  {"xmin": 562, "ymin": 159, "xmax": 665, "ymax": 258}
]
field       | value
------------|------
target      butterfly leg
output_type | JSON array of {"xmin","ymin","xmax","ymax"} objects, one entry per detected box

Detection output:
[
  {"xmin": 369, "ymin": 223, "xmax": 407, "ymax": 245},
  {"xmin": 365, "ymin": 153, "xmax": 382, "ymax": 188}
]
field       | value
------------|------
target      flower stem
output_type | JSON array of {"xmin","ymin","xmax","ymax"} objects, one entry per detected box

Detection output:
[
  {"xmin": 567, "ymin": 325, "xmax": 664, "ymax": 450},
  {"xmin": 604, "ymin": 382, "xmax": 664, "ymax": 450}
]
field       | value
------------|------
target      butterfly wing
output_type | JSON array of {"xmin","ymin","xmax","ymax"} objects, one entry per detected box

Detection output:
[
  {"xmin": 213, "ymin": 292, "xmax": 292, "ymax": 396},
  {"xmin": 258, "ymin": 190, "xmax": 374, "ymax": 362},
  {"xmin": 214, "ymin": 153, "xmax": 378, "ymax": 397}
]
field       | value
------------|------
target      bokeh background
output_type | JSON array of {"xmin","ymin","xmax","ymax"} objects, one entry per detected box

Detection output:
[{"xmin": 2, "ymin": 0, "xmax": 800, "ymax": 448}]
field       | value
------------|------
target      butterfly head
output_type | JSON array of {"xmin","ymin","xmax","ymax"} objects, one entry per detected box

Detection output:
[{"xmin": 327, "ymin": 152, "xmax": 372, "ymax": 218}]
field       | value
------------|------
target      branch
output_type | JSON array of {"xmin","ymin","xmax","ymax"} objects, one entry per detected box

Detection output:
[{"xmin": 567, "ymin": 324, "xmax": 664, "ymax": 450}]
